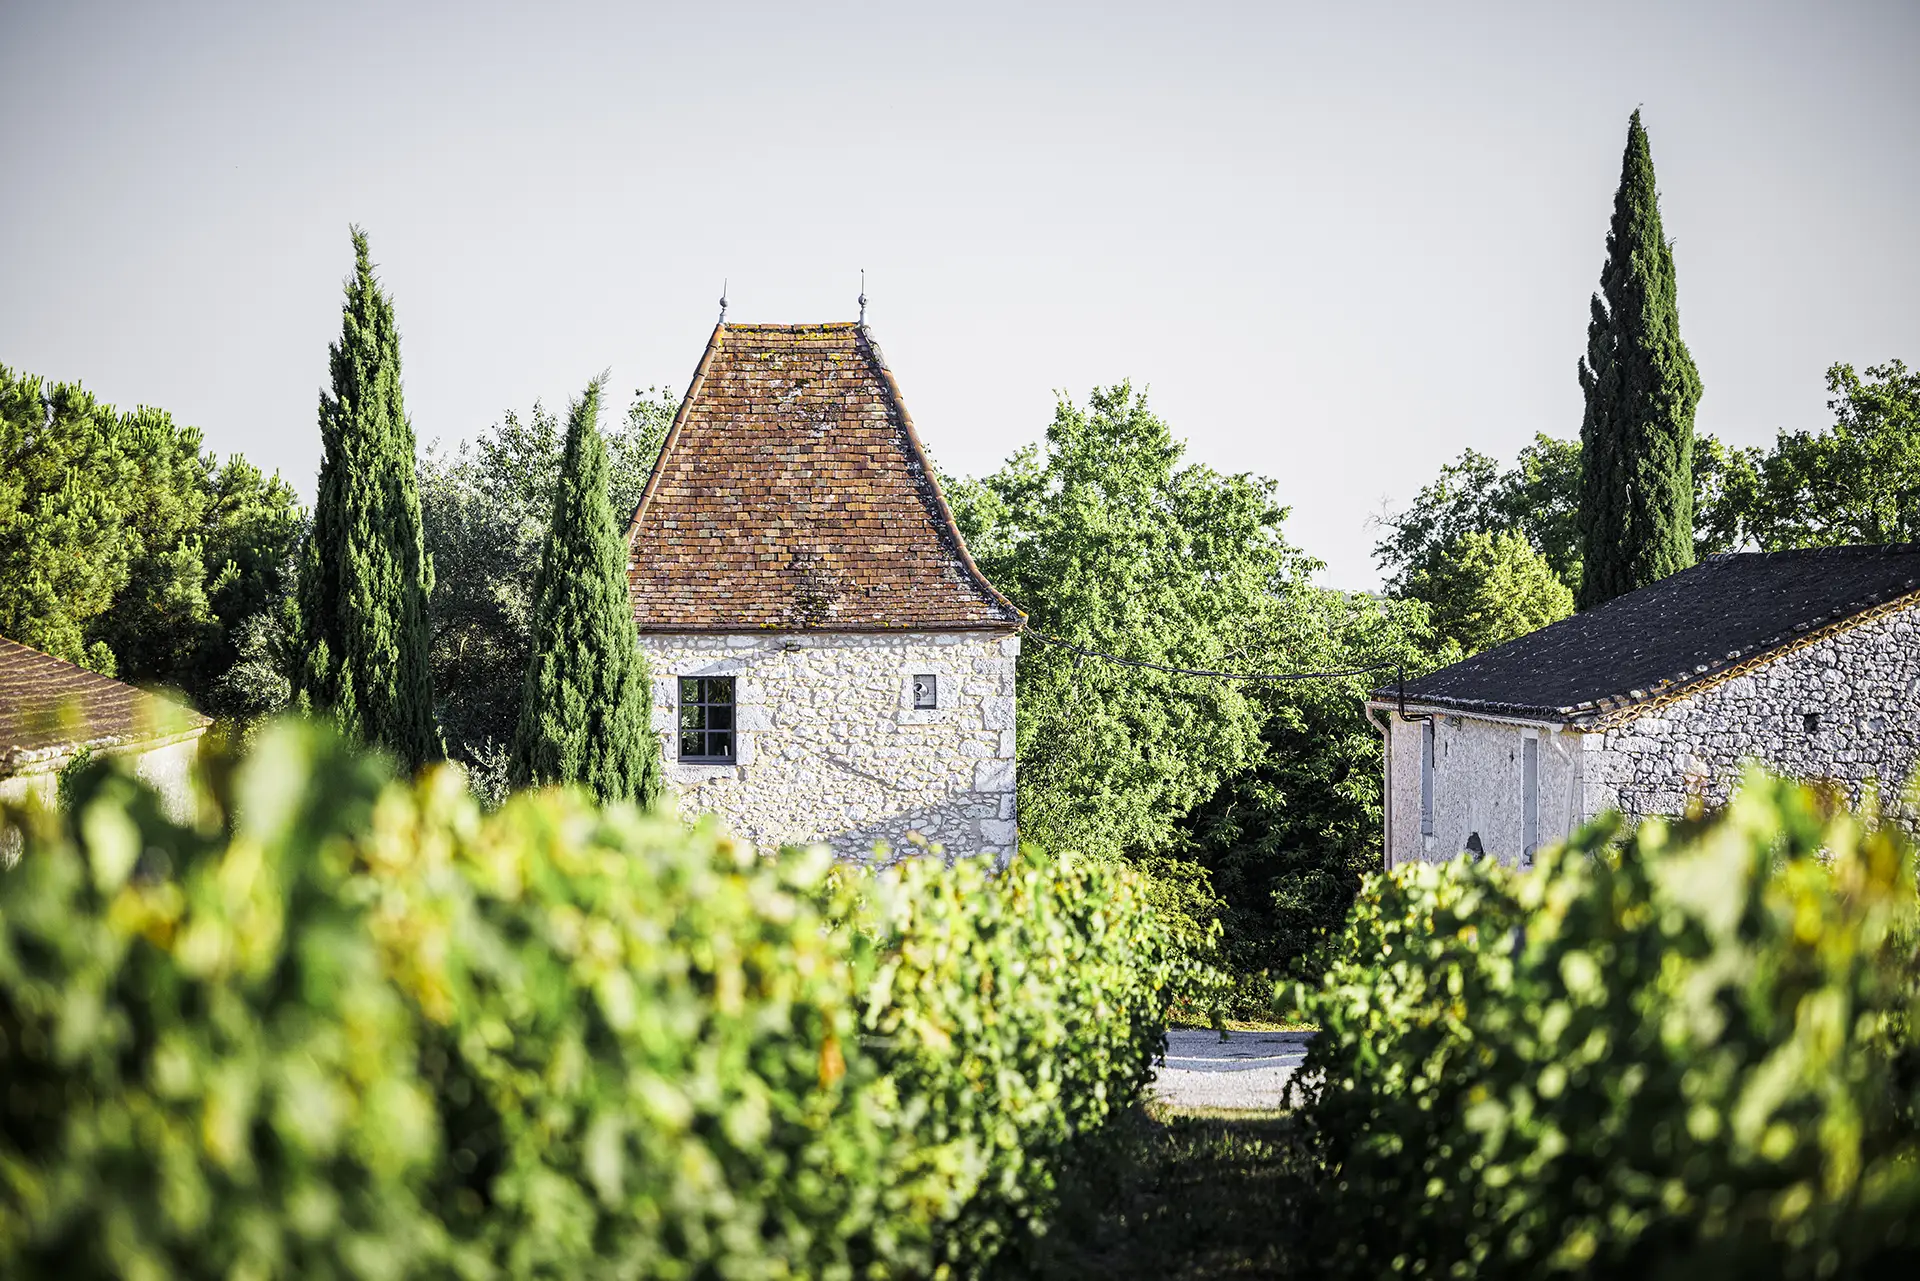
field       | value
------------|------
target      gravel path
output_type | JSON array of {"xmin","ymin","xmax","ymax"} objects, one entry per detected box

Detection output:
[{"xmin": 1150, "ymin": 1029, "xmax": 1314, "ymax": 1111}]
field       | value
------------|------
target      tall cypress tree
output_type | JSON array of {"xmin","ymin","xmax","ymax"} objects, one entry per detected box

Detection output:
[
  {"xmin": 297, "ymin": 227, "xmax": 440, "ymax": 768},
  {"xmin": 1575, "ymin": 110, "xmax": 1703, "ymax": 609},
  {"xmin": 511, "ymin": 376, "xmax": 662, "ymax": 806}
]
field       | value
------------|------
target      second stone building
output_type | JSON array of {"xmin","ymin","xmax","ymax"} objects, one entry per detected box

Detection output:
[
  {"xmin": 1368, "ymin": 545, "xmax": 1920, "ymax": 869},
  {"xmin": 625, "ymin": 320, "xmax": 1024, "ymax": 861}
]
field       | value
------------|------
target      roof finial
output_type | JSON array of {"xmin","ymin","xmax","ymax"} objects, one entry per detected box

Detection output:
[
  {"xmin": 718, "ymin": 279, "xmax": 728, "ymax": 324},
  {"xmin": 857, "ymin": 268, "xmax": 867, "ymax": 326}
]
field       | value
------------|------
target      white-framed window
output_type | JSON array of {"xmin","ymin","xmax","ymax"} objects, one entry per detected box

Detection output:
[
  {"xmin": 1420, "ymin": 720, "xmax": 1436, "ymax": 837},
  {"xmin": 912, "ymin": 673, "xmax": 938, "ymax": 709}
]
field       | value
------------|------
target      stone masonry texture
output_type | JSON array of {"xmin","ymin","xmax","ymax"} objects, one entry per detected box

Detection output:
[
  {"xmin": 1379, "ymin": 599, "xmax": 1920, "ymax": 868},
  {"xmin": 640, "ymin": 630, "xmax": 1019, "ymax": 862},
  {"xmin": 1583, "ymin": 600, "xmax": 1920, "ymax": 820}
]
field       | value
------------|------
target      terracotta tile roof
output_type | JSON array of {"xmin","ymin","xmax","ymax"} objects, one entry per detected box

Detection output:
[
  {"xmin": 0, "ymin": 637, "xmax": 210, "ymax": 776},
  {"xmin": 1374, "ymin": 545, "xmax": 1920, "ymax": 723},
  {"xmin": 625, "ymin": 322, "xmax": 1023, "ymax": 633}
]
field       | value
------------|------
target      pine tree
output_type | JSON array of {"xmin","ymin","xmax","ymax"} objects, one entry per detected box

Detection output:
[
  {"xmin": 297, "ymin": 228, "xmax": 440, "ymax": 768},
  {"xmin": 1575, "ymin": 110, "xmax": 1704, "ymax": 609},
  {"xmin": 511, "ymin": 376, "xmax": 662, "ymax": 806}
]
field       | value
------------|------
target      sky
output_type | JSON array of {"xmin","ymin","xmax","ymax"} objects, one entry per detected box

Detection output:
[{"xmin": 3, "ymin": 0, "xmax": 1916, "ymax": 590}]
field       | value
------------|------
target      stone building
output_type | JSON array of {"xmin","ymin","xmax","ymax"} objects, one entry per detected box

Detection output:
[
  {"xmin": 1369, "ymin": 546, "xmax": 1920, "ymax": 868},
  {"xmin": 625, "ymin": 321, "xmax": 1024, "ymax": 861},
  {"xmin": 0, "ymin": 636, "xmax": 209, "ymax": 821}
]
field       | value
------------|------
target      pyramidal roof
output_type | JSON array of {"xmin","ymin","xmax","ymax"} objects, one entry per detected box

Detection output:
[{"xmin": 626, "ymin": 322, "xmax": 1023, "ymax": 633}]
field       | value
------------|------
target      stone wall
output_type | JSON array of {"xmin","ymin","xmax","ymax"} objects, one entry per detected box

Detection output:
[
  {"xmin": 1382, "ymin": 711, "xmax": 1583, "ymax": 869},
  {"xmin": 1586, "ymin": 603, "xmax": 1920, "ymax": 818},
  {"xmin": 0, "ymin": 733, "xmax": 203, "ymax": 825},
  {"xmin": 638, "ymin": 630, "xmax": 1019, "ymax": 862}
]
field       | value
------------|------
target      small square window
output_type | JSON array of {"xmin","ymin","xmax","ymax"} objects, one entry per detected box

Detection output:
[
  {"xmin": 1803, "ymin": 711, "xmax": 1820, "ymax": 734},
  {"xmin": 678, "ymin": 676, "xmax": 737, "ymax": 763},
  {"xmin": 912, "ymin": 674, "xmax": 938, "ymax": 710}
]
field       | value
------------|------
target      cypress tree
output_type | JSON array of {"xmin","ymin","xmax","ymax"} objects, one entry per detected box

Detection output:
[
  {"xmin": 511, "ymin": 376, "xmax": 662, "ymax": 806},
  {"xmin": 297, "ymin": 227, "xmax": 441, "ymax": 768},
  {"xmin": 1575, "ymin": 110, "xmax": 1703, "ymax": 609}
]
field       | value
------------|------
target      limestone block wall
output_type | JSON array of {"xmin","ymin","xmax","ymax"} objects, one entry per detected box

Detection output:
[
  {"xmin": 0, "ymin": 734, "xmax": 203, "ymax": 825},
  {"xmin": 1382, "ymin": 711, "xmax": 1584, "ymax": 869},
  {"xmin": 1585, "ymin": 603, "xmax": 1920, "ymax": 818},
  {"xmin": 638, "ymin": 630, "xmax": 1019, "ymax": 862}
]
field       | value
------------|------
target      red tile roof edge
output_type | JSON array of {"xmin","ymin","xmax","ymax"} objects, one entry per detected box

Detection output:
[{"xmin": 0, "ymin": 635, "xmax": 211, "ymax": 777}]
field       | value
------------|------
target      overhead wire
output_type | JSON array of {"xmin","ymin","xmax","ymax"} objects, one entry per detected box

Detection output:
[{"xmin": 1018, "ymin": 628, "xmax": 1403, "ymax": 684}]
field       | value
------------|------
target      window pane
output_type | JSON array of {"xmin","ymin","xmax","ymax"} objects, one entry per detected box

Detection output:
[
  {"xmin": 709, "ymin": 677, "xmax": 734, "ymax": 704},
  {"xmin": 679, "ymin": 705, "xmax": 704, "ymax": 730},
  {"xmin": 710, "ymin": 730, "xmax": 734, "ymax": 761},
  {"xmin": 680, "ymin": 677, "xmax": 699, "ymax": 703},
  {"xmin": 680, "ymin": 732, "xmax": 702, "ymax": 759},
  {"xmin": 707, "ymin": 706, "xmax": 733, "ymax": 731}
]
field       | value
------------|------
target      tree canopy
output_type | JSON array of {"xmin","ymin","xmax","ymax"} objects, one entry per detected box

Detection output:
[
  {"xmin": 1403, "ymin": 529, "xmax": 1574, "ymax": 657},
  {"xmin": 1576, "ymin": 110, "xmax": 1703, "ymax": 608},
  {"xmin": 1744, "ymin": 361, "xmax": 1920, "ymax": 548},
  {"xmin": 297, "ymin": 227, "xmax": 439, "ymax": 769},
  {"xmin": 947, "ymin": 382, "xmax": 1309, "ymax": 857},
  {"xmin": 510, "ymin": 376, "xmax": 663, "ymax": 806},
  {"xmin": 0, "ymin": 364, "xmax": 299, "ymax": 696},
  {"xmin": 1373, "ymin": 434, "xmax": 1582, "ymax": 597},
  {"xmin": 420, "ymin": 386, "xmax": 674, "ymax": 781}
]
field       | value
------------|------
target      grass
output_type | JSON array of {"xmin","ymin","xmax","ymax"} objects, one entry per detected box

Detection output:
[{"xmin": 1012, "ymin": 1103, "xmax": 1313, "ymax": 1280}]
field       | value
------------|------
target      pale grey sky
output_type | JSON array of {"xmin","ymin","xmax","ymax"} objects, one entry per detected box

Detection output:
[{"xmin": 3, "ymin": 0, "xmax": 1915, "ymax": 588}]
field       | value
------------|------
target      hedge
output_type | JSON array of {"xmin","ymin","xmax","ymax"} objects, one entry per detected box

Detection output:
[
  {"xmin": 0, "ymin": 721, "xmax": 1202, "ymax": 1279},
  {"xmin": 1291, "ymin": 772, "xmax": 1920, "ymax": 1280}
]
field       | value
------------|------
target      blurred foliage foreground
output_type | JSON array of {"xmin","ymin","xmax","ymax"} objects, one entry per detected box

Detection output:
[
  {"xmin": 1292, "ymin": 773, "xmax": 1920, "ymax": 1281},
  {"xmin": 0, "ymin": 722, "xmax": 1215, "ymax": 1281}
]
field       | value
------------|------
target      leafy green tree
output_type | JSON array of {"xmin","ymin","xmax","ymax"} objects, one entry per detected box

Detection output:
[
  {"xmin": 297, "ymin": 227, "xmax": 439, "ymax": 769},
  {"xmin": 510, "ymin": 377, "xmax": 662, "ymax": 806},
  {"xmin": 1576, "ymin": 110, "xmax": 1703, "ymax": 608},
  {"xmin": 1403, "ymin": 529, "xmax": 1574, "ymax": 656},
  {"xmin": 86, "ymin": 406, "xmax": 217, "ymax": 685},
  {"xmin": 1690, "ymin": 432, "xmax": 1765, "ymax": 557},
  {"xmin": 0, "ymin": 365, "xmax": 299, "ymax": 692},
  {"xmin": 422, "ymin": 387, "xmax": 674, "ymax": 769},
  {"xmin": 1380, "ymin": 430, "xmax": 1759, "ymax": 603},
  {"xmin": 1375, "ymin": 435, "xmax": 1584, "ymax": 597},
  {"xmin": 946, "ymin": 382, "xmax": 1308, "ymax": 857},
  {"xmin": 0, "ymin": 372, "xmax": 136, "ymax": 673},
  {"xmin": 1177, "ymin": 587, "xmax": 1452, "ymax": 991},
  {"xmin": 1745, "ymin": 361, "xmax": 1920, "ymax": 549}
]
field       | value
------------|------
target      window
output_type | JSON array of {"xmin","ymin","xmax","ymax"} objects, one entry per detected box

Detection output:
[
  {"xmin": 679, "ymin": 676, "xmax": 736, "ymax": 763},
  {"xmin": 912, "ymin": 673, "xmax": 938, "ymax": 709},
  {"xmin": 1420, "ymin": 720, "xmax": 1436, "ymax": 837},
  {"xmin": 1803, "ymin": 711, "xmax": 1820, "ymax": 734},
  {"xmin": 1522, "ymin": 735, "xmax": 1539, "ymax": 862}
]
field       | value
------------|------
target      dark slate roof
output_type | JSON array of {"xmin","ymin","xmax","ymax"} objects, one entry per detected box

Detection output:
[
  {"xmin": 1375, "ymin": 545, "xmax": 1920, "ymax": 723},
  {"xmin": 0, "ymin": 637, "xmax": 209, "ymax": 775},
  {"xmin": 625, "ymin": 322, "xmax": 1024, "ymax": 632}
]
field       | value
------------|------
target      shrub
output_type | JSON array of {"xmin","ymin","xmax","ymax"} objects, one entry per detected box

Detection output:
[
  {"xmin": 1292, "ymin": 772, "xmax": 1920, "ymax": 1280},
  {"xmin": 0, "ymin": 733, "xmax": 443, "ymax": 1281},
  {"xmin": 1, "ymin": 722, "xmax": 1199, "ymax": 1278},
  {"xmin": 355, "ymin": 746, "xmax": 926, "ymax": 1279},
  {"xmin": 853, "ymin": 846, "xmax": 1220, "ymax": 1273}
]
